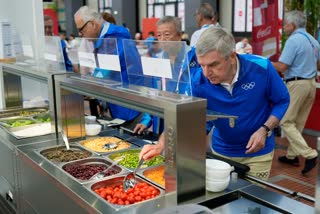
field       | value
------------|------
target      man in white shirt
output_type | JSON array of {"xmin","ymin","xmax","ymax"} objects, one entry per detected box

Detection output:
[{"xmin": 190, "ymin": 3, "xmax": 220, "ymax": 47}]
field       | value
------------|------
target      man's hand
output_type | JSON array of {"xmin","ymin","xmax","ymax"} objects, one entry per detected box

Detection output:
[
  {"xmin": 133, "ymin": 123, "xmax": 147, "ymax": 135},
  {"xmin": 245, "ymin": 127, "xmax": 267, "ymax": 154},
  {"xmin": 139, "ymin": 133, "xmax": 165, "ymax": 160}
]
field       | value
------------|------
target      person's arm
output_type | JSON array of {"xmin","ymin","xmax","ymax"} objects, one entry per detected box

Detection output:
[
  {"xmin": 139, "ymin": 133, "xmax": 165, "ymax": 160},
  {"xmin": 272, "ymin": 61, "xmax": 288, "ymax": 75},
  {"xmin": 133, "ymin": 113, "xmax": 152, "ymax": 134},
  {"xmin": 246, "ymin": 60, "xmax": 290, "ymax": 154},
  {"xmin": 245, "ymin": 115, "xmax": 279, "ymax": 154}
]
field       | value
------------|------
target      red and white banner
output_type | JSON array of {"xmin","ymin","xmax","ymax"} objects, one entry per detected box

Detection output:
[{"xmin": 252, "ymin": 0, "xmax": 279, "ymax": 61}]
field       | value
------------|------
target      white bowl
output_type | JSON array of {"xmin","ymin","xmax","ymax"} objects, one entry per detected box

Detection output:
[
  {"xmin": 206, "ymin": 175, "xmax": 230, "ymax": 183},
  {"xmin": 85, "ymin": 115, "xmax": 97, "ymax": 124},
  {"xmin": 206, "ymin": 178, "xmax": 230, "ymax": 192},
  {"xmin": 85, "ymin": 124, "xmax": 101, "ymax": 136},
  {"xmin": 206, "ymin": 159, "xmax": 234, "ymax": 179}
]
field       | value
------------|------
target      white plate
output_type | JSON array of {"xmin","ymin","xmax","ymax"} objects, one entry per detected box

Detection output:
[{"xmin": 97, "ymin": 118, "xmax": 125, "ymax": 126}]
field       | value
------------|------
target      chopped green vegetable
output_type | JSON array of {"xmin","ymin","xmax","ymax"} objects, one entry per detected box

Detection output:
[
  {"xmin": 111, "ymin": 150, "xmax": 164, "ymax": 169},
  {"xmin": 3, "ymin": 119, "xmax": 35, "ymax": 127}
]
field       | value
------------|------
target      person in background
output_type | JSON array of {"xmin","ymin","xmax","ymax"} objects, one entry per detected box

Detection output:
[
  {"xmin": 272, "ymin": 10, "xmax": 320, "ymax": 175},
  {"xmin": 134, "ymin": 31, "xmax": 143, "ymax": 40},
  {"xmin": 181, "ymin": 31, "xmax": 190, "ymax": 45},
  {"xmin": 74, "ymin": 6, "xmax": 141, "ymax": 126},
  {"xmin": 144, "ymin": 31, "xmax": 156, "ymax": 48},
  {"xmin": 59, "ymin": 31, "xmax": 70, "ymax": 49},
  {"xmin": 212, "ymin": 11, "xmax": 221, "ymax": 27},
  {"xmin": 44, "ymin": 15, "xmax": 73, "ymax": 72},
  {"xmin": 140, "ymin": 27, "xmax": 290, "ymax": 180},
  {"xmin": 133, "ymin": 16, "xmax": 191, "ymax": 135},
  {"xmin": 190, "ymin": 2, "xmax": 219, "ymax": 47},
  {"xmin": 101, "ymin": 11, "xmax": 116, "ymax": 24},
  {"xmin": 235, "ymin": 37, "xmax": 253, "ymax": 54},
  {"xmin": 68, "ymin": 34, "xmax": 78, "ymax": 49}
]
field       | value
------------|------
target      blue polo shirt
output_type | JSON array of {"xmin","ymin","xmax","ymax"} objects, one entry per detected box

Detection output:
[
  {"xmin": 93, "ymin": 21, "xmax": 140, "ymax": 121},
  {"xmin": 192, "ymin": 54, "xmax": 290, "ymax": 157},
  {"xmin": 280, "ymin": 28, "xmax": 320, "ymax": 80}
]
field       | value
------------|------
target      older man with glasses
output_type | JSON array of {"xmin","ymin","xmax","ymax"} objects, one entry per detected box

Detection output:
[{"xmin": 74, "ymin": 6, "xmax": 141, "ymax": 127}]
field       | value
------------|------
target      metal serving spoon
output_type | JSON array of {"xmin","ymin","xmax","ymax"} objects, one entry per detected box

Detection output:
[
  {"xmin": 61, "ymin": 130, "xmax": 70, "ymax": 150},
  {"xmin": 103, "ymin": 136, "xmax": 136, "ymax": 150},
  {"xmin": 123, "ymin": 158, "xmax": 144, "ymax": 192},
  {"xmin": 89, "ymin": 156, "xmax": 124, "ymax": 180}
]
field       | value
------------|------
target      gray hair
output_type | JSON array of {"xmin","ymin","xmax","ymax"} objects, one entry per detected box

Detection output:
[
  {"xmin": 195, "ymin": 3, "xmax": 216, "ymax": 20},
  {"xmin": 285, "ymin": 10, "xmax": 306, "ymax": 28},
  {"xmin": 196, "ymin": 27, "xmax": 235, "ymax": 58},
  {"xmin": 74, "ymin": 6, "xmax": 102, "ymax": 22},
  {"xmin": 156, "ymin": 16, "xmax": 182, "ymax": 33}
]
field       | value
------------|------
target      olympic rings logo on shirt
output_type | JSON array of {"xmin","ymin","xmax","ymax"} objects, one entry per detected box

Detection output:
[
  {"xmin": 241, "ymin": 82, "xmax": 255, "ymax": 90},
  {"xmin": 255, "ymin": 171, "xmax": 269, "ymax": 178},
  {"xmin": 190, "ymin": 61, "xmax": 196, "ymax": 67}
]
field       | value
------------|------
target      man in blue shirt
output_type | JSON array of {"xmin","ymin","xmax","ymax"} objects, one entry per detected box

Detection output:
[
  {"xmin": 272, "ymin": 10, "xmax": 320, "ymax": 175},
  {"xmin": 140, "ymin": 27, "xmax": 290, "ymax": 180},
  {"xmin": 44, "ymin": 15, "xmax": 73, "ymax": 72},
  {"xmin": 74, "ymin": 6, "xmax": 141, "ymax": 124},
  {"xmin": 133, "ymin": 16, "xmax": 192, "ymax": 135}
]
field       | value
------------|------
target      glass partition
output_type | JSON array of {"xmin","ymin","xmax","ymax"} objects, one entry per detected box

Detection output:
[
  {"xmin": 123, "ymin": 39, "xmax": 192, "ymax": 97},
  {"xmin": 11, "ymin": 31, "xmax": 36, "ymax": 66},
  {"xmin": 76, "ymin": 37, "xmax": 122, "ymax": 85},
  {"xmin": 43, "ymin": 36, "xmax": 66, "ymax": 72}
]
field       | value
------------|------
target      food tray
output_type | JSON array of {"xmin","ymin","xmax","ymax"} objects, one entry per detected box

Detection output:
[
  {"xmin": 61, "ymin": 157, "xmax": 129, "ymax": 184},
  {"xmin": 137, "ymin": 164, "xmax": 165, "ymax": 189},
  {"xmin": 107, "ymin": 148, "xmax": 165, "ymax": 171},
  {"xmin": 0, "ymin": 115, "xmax": 52, "ymax": 139},
  {"xmin": 79, "ymin": 136, "xmax": 137, "ymax": 154},
  {"xmin": 88, "ymin": 175, "xmax": 164, "ymax": 208},
  {"xmin": 38, "ymin": 145, "xmax": 94, "ymax": 165}
]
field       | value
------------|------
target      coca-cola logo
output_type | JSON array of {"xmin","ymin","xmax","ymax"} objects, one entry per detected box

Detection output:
[{"xmin": 257, "ymin": 26, "xmax": 272, "ymax": 39}]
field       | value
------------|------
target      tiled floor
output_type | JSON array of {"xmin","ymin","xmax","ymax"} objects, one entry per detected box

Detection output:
[{"xmin": 268, "ymin": 134, "xmax": 318, "ymax": 207}]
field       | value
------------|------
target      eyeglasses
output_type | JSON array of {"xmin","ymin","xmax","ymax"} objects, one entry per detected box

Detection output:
[{"xmin": 78, "ymin": 20, "xmax": 92, "ymax": 34}]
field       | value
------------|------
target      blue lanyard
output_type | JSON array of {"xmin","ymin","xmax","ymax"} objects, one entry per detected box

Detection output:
[{"xmin": 296, "ymin": 32, "xmax": 319, "ymax": 59}]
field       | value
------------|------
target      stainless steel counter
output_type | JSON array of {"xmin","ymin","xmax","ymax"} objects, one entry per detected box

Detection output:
[{"xmin": 0, "ymin": 125, "xmax": 315, "ymax": 213}]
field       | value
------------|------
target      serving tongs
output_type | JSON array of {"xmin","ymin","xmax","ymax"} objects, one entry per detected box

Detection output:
[{"xmin": 123, "ymin": 158, "xmax": 144, "ymax": 192}]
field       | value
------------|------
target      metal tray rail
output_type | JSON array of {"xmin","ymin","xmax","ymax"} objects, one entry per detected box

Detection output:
[
  {"xmin": 61, "ymin": 157, "xmax": 129, "ymax": 184},
  {"xmin": 78, "ymin": 136, "xmax": 138, "ymax": 155},
  {"xmin": 86, "ymin": 175, "xmax": 165, "ymax": 209},
  {"xmin": 0, "ymin": 107, "xmax": 48, "ymax": 119}
]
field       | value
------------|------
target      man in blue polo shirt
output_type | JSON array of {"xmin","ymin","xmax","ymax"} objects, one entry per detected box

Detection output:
[
  {"xmin": 74, "ymin": 6, "xmax": 141, "ymax": 124},
  {"xmin": 272, "ymin": 10, "xmax": 320, "ymax": 175},
  {"xmin": 140, "ymin": 27, "xmax": 290, "ymax": 180}
]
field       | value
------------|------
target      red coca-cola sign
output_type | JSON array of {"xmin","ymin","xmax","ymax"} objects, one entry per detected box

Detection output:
[
  {"xmin": 257, "ymin": 26, "xmax": 272, "ymax": 39},
  {"xmin": 252, "ymin": 0, "xmax": 279, "ymax": 60}
]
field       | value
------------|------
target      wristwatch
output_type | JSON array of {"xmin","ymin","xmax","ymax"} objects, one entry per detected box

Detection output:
[{"xmin": 262, "ymin": 124, "xmax": 272, "ymax": 137}]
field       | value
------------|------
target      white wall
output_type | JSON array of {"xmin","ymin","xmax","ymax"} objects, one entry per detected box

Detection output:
[
  {"xmin": 0, "ymin": 0, "xmax": 48, "ymax": 105},
  {"xmin": 220, "ymin": 1, "xmax": 232, "ymax": 31},
  {"xmin": 138, "ymin": 0, "xmax": 147, "ymax": 32}
]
